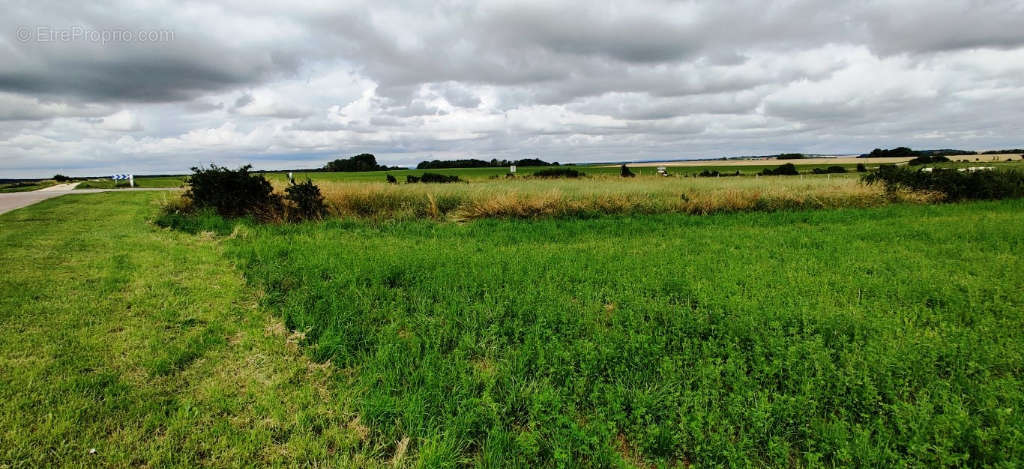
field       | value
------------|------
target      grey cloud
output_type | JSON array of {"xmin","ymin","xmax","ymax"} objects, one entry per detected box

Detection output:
[{"xmin": 2, "ymin": 0, "xmax": 1024, "ymax": 177}]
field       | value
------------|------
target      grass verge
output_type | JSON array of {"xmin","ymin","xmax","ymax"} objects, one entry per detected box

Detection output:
[{"xmin": 0, "ymin": 192, "xmax": 379, "ymax": 467}]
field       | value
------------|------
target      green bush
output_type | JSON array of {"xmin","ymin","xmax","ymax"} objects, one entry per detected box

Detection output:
[
  {"xmin": 761, "ymin": 163, "xmax": 800, "ymax": 176},
  {"xmin": 812, "ymin": 166, "xmax": 848, "ymax": 174},
  {"xmin": 185, "ymin": 165, "xmax": 280, "ymax": 218},
  {"xmin": 284, "ymin": 179, "xmax": 326, "ymax": 221},
  {"xmin": 53, "ymin": 174, "xmax": 71, "ymax": 182},
  {"xmin": 908, "ymin": 155, "xmax": 950, "ymax": 166},
  {"xmin": 413, "ymin": 173, "xmax": 462, "ymax": 184},
  {"xmin": 532, "ymin": 168, "xmax": 583, "ymax": 178},
  {"xmin": 863, "ymin": 165, "xmax": 1024, "ymax": 201}
]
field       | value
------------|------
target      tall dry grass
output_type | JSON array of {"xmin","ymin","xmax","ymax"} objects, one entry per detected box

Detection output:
[{"xmin": 267, "ymin": 175, "xmax": 942, "ymax": 221}]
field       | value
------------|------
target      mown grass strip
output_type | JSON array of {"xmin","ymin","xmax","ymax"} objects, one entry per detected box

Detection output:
[{"xmin": 0, "ymin": 192, "xmax": 377, "ymax": 467}]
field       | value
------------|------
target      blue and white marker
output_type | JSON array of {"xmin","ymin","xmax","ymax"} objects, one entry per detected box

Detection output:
[{"xmin": 111, "ymin": 173, "xmax": 134, "ymax": 187}]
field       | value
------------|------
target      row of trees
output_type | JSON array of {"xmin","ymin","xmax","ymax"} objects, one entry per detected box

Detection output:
[
  {"xmin": 323, "ymin": 154, "xmax": 402, "ymax": 172},
  {"xmin": 321, "ymin": 149, "xmax": 1017, "ymax": 173},
  {"xmin": 859, "ymin": 147, "xmax": 976, "ymax": 158},
  {"xmin": 416, "ymin": 158, "xmax": 557, "ymax": 169},
  {"xmin": 321, "ymin": 154, "xmax": 563, "ymax": 172}
]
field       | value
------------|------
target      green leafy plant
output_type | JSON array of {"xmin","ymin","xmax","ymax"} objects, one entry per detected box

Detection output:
[
  {"xmin": 284, "ymin": 178, "xmax": 327, "ymax": 221},
  {"xmin": 184, "ymin": 164, "xmax": 280, "ymax": 218}
]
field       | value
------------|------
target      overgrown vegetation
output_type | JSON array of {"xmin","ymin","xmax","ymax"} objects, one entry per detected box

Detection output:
[
  {"xmin": 304, "ymin": 176, "xmax": 936, "ymax": 221},
  {"xmin": 284, "ymin": 178, "xmax": 327, "ymax": 221},
  {"xmin": 863, "ymin": 165, "xmax": 1024, "ymax": 201},
  {"xmin": 532, "ymin": 168, "xmax": 583, "ymax": 178},
  {"xmin": 224, "ymin": 199, "xmax": 1024, "ymax": 466},
  {"xmin": 620, "ymin": 164, "xmax": 635, "ymax": 178},
  {"xmin": 697, "ymin": 169, "xmax": 740, "ymax": 177},
  {"xmin": 406, "ymin": 173, "xmax": 463, "ymax": 184},
  {"xmin": 184, "ymin": 165, "xmax": 280, "ymax": 218},
  {"xmin": 7, "ymin": 186, "xmax": 1024, "ymax": 466},
  {"xmin": 812, "ymin": 166, "xmax": 848, "ymax": 174},
  {"xmin": 760, "ymin": 163, "xmax": 800, "ymax": 176}
]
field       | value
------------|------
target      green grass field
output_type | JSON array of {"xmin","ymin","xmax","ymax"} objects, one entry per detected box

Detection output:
[
  {"xmin": 0, "ymin": 193, "xmax": 369, "ymax": 467},
  {"xmin": 267, "ymin": 158, "xmax": 1024, "ymax": 184},
  {"xmin": 74, "ymin": 176, "xmax": 186, "ymax": 189},
  {"xmin": 2, "ymin": 192, "xmax": 1023, "ymax": 466},
  {"xmin": 0, "ymin": 180, "xmax": 58, "ymax": 193}
]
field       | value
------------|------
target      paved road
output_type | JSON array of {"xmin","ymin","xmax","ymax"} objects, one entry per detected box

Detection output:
[{"xmin": 0, "ymin": 184, "xmax": 181, "ymax": 215}]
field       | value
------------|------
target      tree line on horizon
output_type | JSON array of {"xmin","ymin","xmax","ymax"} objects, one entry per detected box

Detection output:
[
  {"xmin": 321, "ymin": 153, "xmax": 561, "ymax": 172},
  {"xmin": 318, "ymin": 147, "xmax": 1022, "ymax": 173}
]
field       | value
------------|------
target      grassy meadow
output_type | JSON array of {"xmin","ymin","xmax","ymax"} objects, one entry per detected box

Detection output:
[
  {"xmin": 268, "ymin": 172, "xmax": 936, "ymax": 221},
  {"xmin": 0, "ymin": 193, "xmax": 371, "ymax": 467},
  {"xmin": 268, "ymin": 156, "xmax": 1024, "ymax": 184},
  {"xmin": 216, "ymin": 200, "xmax": 1024, "ymax": 467},
  {"xmin": 74, "ymin": 175, "xmax": 186, "ymax": 189},
  {"xmin": 2, "ymin": 179, "xmax": 1023, "ymax": 465},
  {"xmin": 251, "ymin": 159, "xmax": 1024, "ymax": 222}
]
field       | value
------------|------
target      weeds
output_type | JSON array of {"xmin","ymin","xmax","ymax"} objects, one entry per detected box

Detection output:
[
  {"xmin": 532, "ymin": 168, "xmax": 584, "ymax": 178},
  {"xmin": 863, "ymin": 165, "xmax": 1024, "ymax": 201},
  {"xmin": 226, "ymin": 199, "xmax": 1024, "ymax": 466},
  {"xmin": 284, "ymin": 178, "xmax": 327, "ymax": 221},
  {"xmin": 760, "ymin": 163, "xmax": 800, "ymax": 176},
  {"xmin": 306, "ymin": 176, "xmax": 937, "ymax": 221},
  {"xmin": 185, "ymin": 165, "xmax": 280, "ymax": 218}
]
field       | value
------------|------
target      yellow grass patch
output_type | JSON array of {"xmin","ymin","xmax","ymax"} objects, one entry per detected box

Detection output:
[{"xmin": 296, "ymin": 175, "xmax": 939, "ymax": 221}]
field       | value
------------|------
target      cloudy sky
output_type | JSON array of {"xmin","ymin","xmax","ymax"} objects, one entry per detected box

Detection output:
[{"xmin": 2, "ymin": 0, "xmax": 1023, "ymax": 177}]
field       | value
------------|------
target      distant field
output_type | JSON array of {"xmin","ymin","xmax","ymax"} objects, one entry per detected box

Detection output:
[
  {"xmin": 622, "ymin": 152, "xmax": 1024, "ymax": 168},
  {"xmin": 268, "ymin": 166, "xmax": 606, "ymax": 182},
  {"xmin": 74, "ymin": 176, "xmax": 186, "ymax": 189},
  {"xmin": 0, "ymin": 180, "xmax": 57, "ymax": 193},
  {"xmin": 268, "ymin": 157, "xmax": 1024, "ymax": 185}
]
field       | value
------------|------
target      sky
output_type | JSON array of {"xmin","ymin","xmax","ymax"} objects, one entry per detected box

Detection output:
[{"xmin": 2, "ymin": 0, "xmax": 1024, "ymax": 178}]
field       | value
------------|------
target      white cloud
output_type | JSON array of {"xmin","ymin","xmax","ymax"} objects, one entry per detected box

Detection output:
[
  {"xmin": 1, "ymin": 0, "xmax": 1023, "ymax": 177},
  {"xmin": 98, "ymin": 110, "xmax": 144, "ymax": 131}
]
